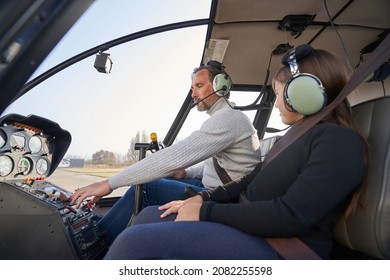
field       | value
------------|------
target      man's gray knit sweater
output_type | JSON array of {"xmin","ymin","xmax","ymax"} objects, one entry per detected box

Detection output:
[{"xmin": 108, "ymin": 98, "xmax": 261, "ymax": 190}]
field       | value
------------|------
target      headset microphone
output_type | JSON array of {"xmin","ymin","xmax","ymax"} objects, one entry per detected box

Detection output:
[{"xmin": 189, "ymin": 89, "xmax": 224, "ymax": 109}]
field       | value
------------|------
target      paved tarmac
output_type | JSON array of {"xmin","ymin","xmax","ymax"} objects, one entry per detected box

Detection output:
[{"xmin": 47, "ymin": 168, "xmax": 129, "ymax": 197}]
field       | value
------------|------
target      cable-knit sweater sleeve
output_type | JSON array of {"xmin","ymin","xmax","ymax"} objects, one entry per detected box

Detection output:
[{"xmin": 108, "ymin": 101, "xmax": 253, "ymax": 190}]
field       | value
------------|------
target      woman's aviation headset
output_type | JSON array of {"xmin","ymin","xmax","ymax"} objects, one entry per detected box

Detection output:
[
  {"xmin": 206, "ymin": 60, "xmax": 232, "ymax": 97},
  {"xmin": 282, "ymin": 44, "xmax": 327, "ymax": 115}
]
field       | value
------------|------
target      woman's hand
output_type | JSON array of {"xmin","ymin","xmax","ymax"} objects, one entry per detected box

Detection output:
[
  {"xmin": 70, "ymin": 179, "xmax": 113, "ymax": 208},
  {"xmin": 175, "ymin": 202, "xmax": 202, "ymax": 221},
  {"xmin": 158, "ymin": 195, "xmax": 203, "ymax": 221}
]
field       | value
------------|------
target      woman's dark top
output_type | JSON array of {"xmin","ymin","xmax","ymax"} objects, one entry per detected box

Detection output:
[{"xmin": 199, "ymin": 122, "xmax": 366, "ymax": 259}]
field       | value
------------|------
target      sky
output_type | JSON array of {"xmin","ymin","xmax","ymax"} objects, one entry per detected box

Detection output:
[{"xmin": 3, "ymin": 0, "xmax": 283, "ymax": 159}]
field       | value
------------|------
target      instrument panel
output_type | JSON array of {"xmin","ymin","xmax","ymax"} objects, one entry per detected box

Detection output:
[
  {"xmin": 0, "ymin": 179, "xmax": 108, "ymax": 259},
  {"xmin": 0, "ymin": 114, "xmax": 107, "ymax": 259},
  {"xmin": 0, "ymin": 113, "xmax": 71, "ymax": 181},
  {"xmin": 0, "ymin": 124, "xmax": 54, "ymax": 179}
]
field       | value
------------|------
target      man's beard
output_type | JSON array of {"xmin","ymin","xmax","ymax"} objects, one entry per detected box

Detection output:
[{"xmin": 193, "ymin": 99, "xmax": 208, "ymax": 111}]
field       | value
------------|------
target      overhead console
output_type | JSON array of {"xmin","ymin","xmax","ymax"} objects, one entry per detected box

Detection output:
[{"xmin": 0, "ymin": 114, "xmax": 108, "ymax": 260}]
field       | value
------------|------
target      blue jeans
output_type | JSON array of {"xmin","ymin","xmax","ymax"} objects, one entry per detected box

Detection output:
[
  {"xmin": 104, "ymin": 206, "xmax": 281, "ymax": 260},
  {"xmin": 97, "ymin": 178, "xmax": 205, "ymax": 245}
]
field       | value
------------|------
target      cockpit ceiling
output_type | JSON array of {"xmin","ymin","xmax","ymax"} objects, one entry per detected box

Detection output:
[{"xmin": 207, "ymin": 0, "xmax": 389, "ymax": 89}]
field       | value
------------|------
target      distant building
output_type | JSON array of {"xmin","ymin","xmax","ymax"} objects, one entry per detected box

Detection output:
[{"xmin": 59, "ymin": 158, "xmax": 84, "ymax": 168}]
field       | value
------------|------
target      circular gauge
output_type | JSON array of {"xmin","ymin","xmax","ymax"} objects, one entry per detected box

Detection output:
[
  {"xmin": 36, "ymin": 158, "xmax": 49, "ymax": 175},
  {"xmin": 0, "ymin": 129, "xmax": 7, "ymax": 149},
  {"xmin": 29, "ymin": 136, "xmax": 42, "ymax": 154},
  {"xmin": 17, "ymin": 157, "xmax": 32, "ymax": 175},
  {"xmin": 0, "ymin": 155, "xmax": 13, "ymax": 177},
  {"xmin": 42, "ymin": 138, "xmax": 54, "ymax": 154},
  {"xmin": 10, "ymin": 133, "xmax": 25, "ymax": 151}
]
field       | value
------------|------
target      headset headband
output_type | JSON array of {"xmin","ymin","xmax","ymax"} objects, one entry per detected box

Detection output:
[
  {"xmin": 282, "ymin": 44, "xmax": 314, "ymax": 67},
  {"xmin": 206, "ymin": 60, "xmax": 226, "ymax": 73},
  {"xmin": 287, "ymin": 49, "xmax": 299, "ymax": 76}
]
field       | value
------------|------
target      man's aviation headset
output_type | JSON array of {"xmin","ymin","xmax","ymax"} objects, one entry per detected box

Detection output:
[
  {"xmin": 281, "ymin": 44, "xmax": 327, "ymax": 115},
  {"xmin": 206, "ymin": 60, "xmax": 232, "ymax": 97}
]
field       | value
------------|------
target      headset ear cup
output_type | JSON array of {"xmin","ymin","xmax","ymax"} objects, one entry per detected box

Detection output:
[
  {"xmin": 284, "ymin": 74, "xmax": 327, "ymax": 115},
  {"xmin": 213, "ymin": 73, "xmax": 232, "ymax": 96}
]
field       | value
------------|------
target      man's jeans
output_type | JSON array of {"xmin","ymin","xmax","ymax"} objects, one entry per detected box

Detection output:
[{"xmin": 97, "ymin": 178, "xmax": 205, "ymax": 245}]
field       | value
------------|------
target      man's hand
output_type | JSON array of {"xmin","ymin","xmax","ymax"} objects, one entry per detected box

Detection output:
[
  {"xmin": 70, "ymin": 179, "xmax": 113, "ymax": 209},
  {"xmin": 172, "ymin": 169, "xmax": 187, "ymax": 179}
]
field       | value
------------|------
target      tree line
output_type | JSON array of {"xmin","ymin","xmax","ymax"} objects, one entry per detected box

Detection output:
[{"xmin": 89, "ymin": 130, "xmax": 152, "ymax": 166}]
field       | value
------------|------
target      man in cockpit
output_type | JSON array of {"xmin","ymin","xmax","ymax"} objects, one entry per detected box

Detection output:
[{"xmin": 70, "ymin": 61, "xmax": 261, "ymax": 245}]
